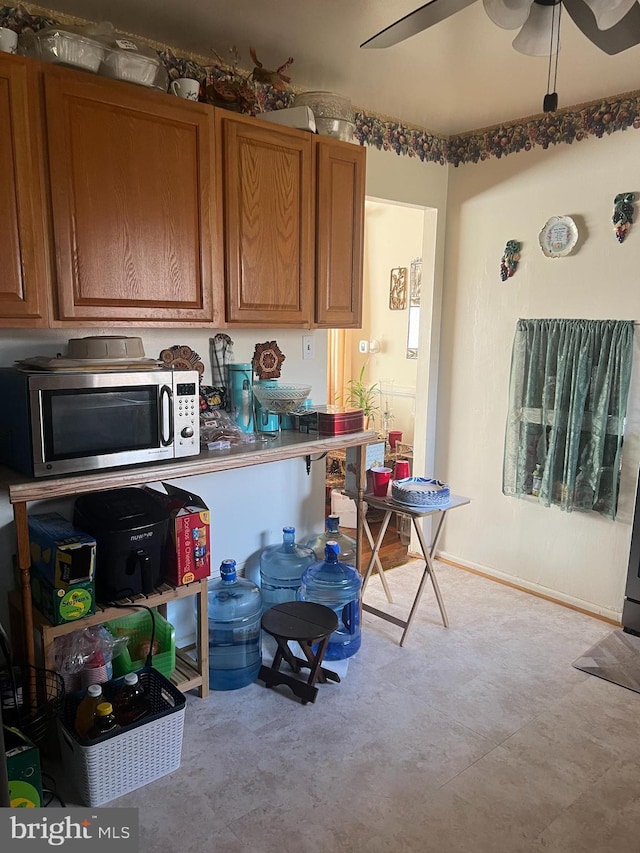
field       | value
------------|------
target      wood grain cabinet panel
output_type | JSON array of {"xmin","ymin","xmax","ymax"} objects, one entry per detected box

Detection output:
[
  {"xmin": 44, "ymin": 68, "xmax": 221, "ymax": 325},
  {"xmin": 0, "ymin": 54, "xmax": 50, "ymax": 325},
  {"xmin": 217, "ymin": 111, "xmax": 314, "ymax": 326},
  {"xmin": 314, "ymin": 138, "xmax": 365, "ymax": 328}
]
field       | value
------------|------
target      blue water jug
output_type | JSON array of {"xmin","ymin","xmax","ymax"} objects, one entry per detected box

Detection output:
[
  {"xmin": 260, "ymin": 527, "xmax": 315, "ymax": 611},
  {"xmin": 298, "ymin": 541, "xmax": 362, "ymax": 660},
  {"xmin": 305, "ymin": 515, "xmax": 356, "ymax": 564},
  {"xmin": 208, "ymin": 559, "xmax": 262, "ymax": 690}
]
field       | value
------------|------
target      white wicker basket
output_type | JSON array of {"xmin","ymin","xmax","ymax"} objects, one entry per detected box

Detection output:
[{"xmin": 58, "ymin": 669, "xmax": 185, "ymax": 806}]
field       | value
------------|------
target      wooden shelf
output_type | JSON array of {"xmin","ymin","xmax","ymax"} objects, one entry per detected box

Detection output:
[
  {"xmin": 2, "ymin": 429, "xmax": 376, "ymax": 696},
  {"xmin": 0, "ymin": 430, "xmax": 377, "ymax": 504},
  {"xmin": 9, "ymin": 580, "xmax": 208, "ymax": 696}
]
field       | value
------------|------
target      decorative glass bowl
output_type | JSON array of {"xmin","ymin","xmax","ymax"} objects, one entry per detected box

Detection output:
[
  {"xmin": 252, "ymin": 383, "xmax": 312, "ymax": 415},
  {"xmin": 391, "ymin": 477, "xmax": 450, "ymax": 508},
  {"xmin": 293, "ymin": 91, "xmax": 355, "ymax": 141}
]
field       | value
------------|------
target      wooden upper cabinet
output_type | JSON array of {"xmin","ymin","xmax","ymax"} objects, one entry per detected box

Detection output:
[
  {"xmin": 44, "ymin": 68, "xmax": 221, "ymax": 325},
  {"xmin": 216, "ymin": 111, "xmax": 314, "ymax": 326},
  {"xmin": 0, "ymin": 54, "xmax": 50, "ymax": 325},
  {"xmin": 314, "ymin": 138, "xmax": 365, "ymax": 329}
]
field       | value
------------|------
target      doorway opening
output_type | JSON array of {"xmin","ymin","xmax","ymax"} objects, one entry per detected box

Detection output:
[{"xmin": 326, "ymin": 197, "xmax": 438, "ymax": 565}]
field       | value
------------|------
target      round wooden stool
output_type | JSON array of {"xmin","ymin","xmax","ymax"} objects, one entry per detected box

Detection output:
[{"xmin": 258, "ymin": 601, "xmax": 340, "ymax": 704}]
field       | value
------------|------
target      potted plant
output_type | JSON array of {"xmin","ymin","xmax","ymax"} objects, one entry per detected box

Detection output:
[{"xmin": 343, "ymin": 364, "xmax": 379, "ymax": 428}]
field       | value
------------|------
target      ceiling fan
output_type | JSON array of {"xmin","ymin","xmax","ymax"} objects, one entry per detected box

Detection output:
[{"xmin": 361, "ymin": 0, "xmax": 640, "ymax": 56}]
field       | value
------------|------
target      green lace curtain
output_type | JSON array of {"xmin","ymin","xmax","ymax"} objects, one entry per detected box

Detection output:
[{"xmin": 503, "ymin": 319, "xmax": 634, "ymax": 519}]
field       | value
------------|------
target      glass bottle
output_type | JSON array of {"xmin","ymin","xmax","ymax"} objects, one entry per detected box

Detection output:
[
  {"xmin": 74, "ymin": 683, "xmax": 103, "ymax": 738},
  {"xmin": 305, "ymin": 515, "xmax": 356, "ymax": 564},
  {"xmin": 208, "ymin": 559, "xmax": 262, "ymax": 690},
  {"xmin": 298, "ymin": 541, "xmax": 362, "ymax": 661},
  {"xmin": 259, "ymin": 527, "xmax": 315, "ymax": 611},
  {"xmin": 532, "ymin": 463, "xmax": 543, "ymax": 496},
  {"xmin": 114, "ymin": 672, "xmax": 149, "ymax": 726},
  {"xmin": 87, "ymin": 702, "xmax": 120, "ymax": 739}
]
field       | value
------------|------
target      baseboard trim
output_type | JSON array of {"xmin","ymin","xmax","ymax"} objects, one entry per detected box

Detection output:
[{"xmin": 432, "ymin": 552, "xmax": 621, "ymax": 626}]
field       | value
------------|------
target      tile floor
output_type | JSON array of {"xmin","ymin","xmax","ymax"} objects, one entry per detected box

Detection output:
[{"xmin": 63, "ymin": 560, "xmax": 640, "ymax": 852}]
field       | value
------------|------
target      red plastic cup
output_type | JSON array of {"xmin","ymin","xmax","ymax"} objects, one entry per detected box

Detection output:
[
  {"xmin": 371, "ymin": 467, "xmax": 392, "ymax": 497},
  {"xmin": 393, "ymin": 460, "xmax": 410, "ymax": 480},
  {"xmin": 388, "ymin": 430, "xmax": 403, "ymax": 450}
]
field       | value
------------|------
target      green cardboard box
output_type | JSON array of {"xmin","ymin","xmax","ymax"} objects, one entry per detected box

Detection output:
[
  {"xmin": 27, "ymin": 512, "xmax": 96, "ymax": 625},
  {"xmin": 30, "ymin": 569, "xmax": 95, "ymax": 626},
  {"xmin": 4, "ymin": 726, "xmax": 43, "ymax": 808}
]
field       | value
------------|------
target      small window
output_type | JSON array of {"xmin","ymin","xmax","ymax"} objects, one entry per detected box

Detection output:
[{"xmin": 503, "ymin": 319, "xmax": 634, "ymax": 519}]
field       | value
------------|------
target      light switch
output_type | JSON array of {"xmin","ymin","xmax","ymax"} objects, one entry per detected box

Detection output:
[{"xmin": 303, "ymin": 335, "xmax": 314, "ymax": 360}]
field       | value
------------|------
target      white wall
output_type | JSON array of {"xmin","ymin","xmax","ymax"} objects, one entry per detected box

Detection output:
[
  {"xmin": 438, "ymin": 130, "xmax": 640, "ymax": 619},
  {"xmin": 0, "ymin": 327, "xmax": 328, "ymax": 636}
]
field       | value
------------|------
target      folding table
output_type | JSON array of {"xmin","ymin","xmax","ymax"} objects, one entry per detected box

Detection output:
[{"xmin": 358, "ymin": 493, "xmax": 470, "ymax": 646}]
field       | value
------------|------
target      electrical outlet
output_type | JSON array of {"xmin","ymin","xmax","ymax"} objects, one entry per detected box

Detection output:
[{"xmin": 302, "ymin": 335, "xmax": 314, "ymax": 360}]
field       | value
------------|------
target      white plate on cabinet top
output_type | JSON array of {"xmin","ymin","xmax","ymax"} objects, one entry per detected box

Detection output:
[{"xmin": 539, "ymin": 215, "xmax": 578, "ymax": 258}]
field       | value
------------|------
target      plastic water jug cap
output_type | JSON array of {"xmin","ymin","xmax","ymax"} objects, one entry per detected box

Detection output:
[
  {"xmin": 220, "ymin": 559, "xmax": 237, "ymax": 580},
  {"xmin": 324, "ymin": 541, "xmax": 340, "ymax": 560}
]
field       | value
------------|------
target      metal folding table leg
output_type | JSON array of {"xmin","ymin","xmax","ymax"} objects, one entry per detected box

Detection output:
[
  {"xmin": 361, "ymin": 510, "xmax": 394, "ymax": 602},
  {"xmin": 398, "ymin": 516, "xmax": 449, "ymax": 646}
]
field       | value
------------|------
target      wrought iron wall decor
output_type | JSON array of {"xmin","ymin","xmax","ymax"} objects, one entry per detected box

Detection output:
[{"xmin": 389, "ymin": 267, "xmax": 407, "ymax": 310}]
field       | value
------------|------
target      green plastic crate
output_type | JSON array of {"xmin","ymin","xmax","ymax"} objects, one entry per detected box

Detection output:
[{"xmin": 106, "ymin": 609, "xmax": 176, "ymax": 681}]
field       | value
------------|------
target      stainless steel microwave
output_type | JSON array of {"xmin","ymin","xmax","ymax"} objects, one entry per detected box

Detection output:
[{"xmin": 0, "ymin": 368, "xmax": 200, "ymax": 478}]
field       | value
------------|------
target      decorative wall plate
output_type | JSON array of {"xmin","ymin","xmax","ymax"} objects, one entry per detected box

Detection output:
[{"xmin": 539, "ymin": 216, "xmax": 578, "ymax": 258}]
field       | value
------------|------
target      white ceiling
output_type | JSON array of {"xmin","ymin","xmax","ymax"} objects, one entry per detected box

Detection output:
[{"xmin": 34, "ymin": 0, "xmax": 640, "ymax": 135}]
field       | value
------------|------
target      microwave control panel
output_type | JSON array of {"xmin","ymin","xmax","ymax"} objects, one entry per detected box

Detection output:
[{"xmin": 175, "ymin": 381, "xmax": 199, "ymax": 456}]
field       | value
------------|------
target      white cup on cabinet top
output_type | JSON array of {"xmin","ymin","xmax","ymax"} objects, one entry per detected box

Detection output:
[
  {"xmin": 170, "ymin": 78, "xmax": 200, "ymax": 100},
  {"xmin": 0, "ymin": 27, "xmax": 18, "ymax": 54}
]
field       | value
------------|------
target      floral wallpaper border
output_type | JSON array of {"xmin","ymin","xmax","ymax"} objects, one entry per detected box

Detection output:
[{"xmin": 3, "ymin": 3, "xmax": 640, "ymax": 168}]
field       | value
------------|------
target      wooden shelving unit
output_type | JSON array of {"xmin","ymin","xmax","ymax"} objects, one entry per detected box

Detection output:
[{"xmin": 1, "ymin": 429, "xmax": 375, "ymax": 698}]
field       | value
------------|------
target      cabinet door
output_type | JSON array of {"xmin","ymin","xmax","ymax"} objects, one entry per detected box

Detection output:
[
  {"xmin": 314, "ymin": 138, "xmax": 365, "ymax": 329},
  {"xmin": 44, "ymin": 68, "xmax": 221, "ymax": 325},
  {"xmin": 0, "ymin": 54, "xmax": 50, "ymax": 325},
  {"xmin": 217, "ymin": 111, "xmax": 314, "ymax": 326}
]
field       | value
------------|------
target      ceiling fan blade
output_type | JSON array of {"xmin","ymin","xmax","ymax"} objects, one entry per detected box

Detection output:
[
  {"xmin": 360, "ymin": 0, "xmax": 477, "ymax": 48},
  {"xmin": 563, "ymin": 0, "xmax": 640, "ymax": 54}
]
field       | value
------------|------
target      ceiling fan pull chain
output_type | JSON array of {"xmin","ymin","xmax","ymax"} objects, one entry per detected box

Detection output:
[{"xmin": 544, "ymin": 1, "xmax": 562, "ymax": 112}]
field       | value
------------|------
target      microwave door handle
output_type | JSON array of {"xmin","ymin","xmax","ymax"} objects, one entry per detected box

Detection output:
[{"xmin": 160, "ymin": 384, "xmax": 174, "ymax": 446}]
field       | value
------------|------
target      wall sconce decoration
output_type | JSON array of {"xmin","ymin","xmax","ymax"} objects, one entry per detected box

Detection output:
[
  {"xmin": 409, "ymin": 257, "xmax": 422, "ymax": 305},
  {"xmin": 406, "ymin": 257, "xmax": 422, "ymax": 359},
  {"xmin": 389, "ymin": 267, "xmax": 407, "ymax": 310},
  {"xmin": 613, "ymin": 193, "xmax": 635, "ymax": 243},
  {"xmin": 500, "ymin": 240, "xmax": 521, "ymax": 281}
]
